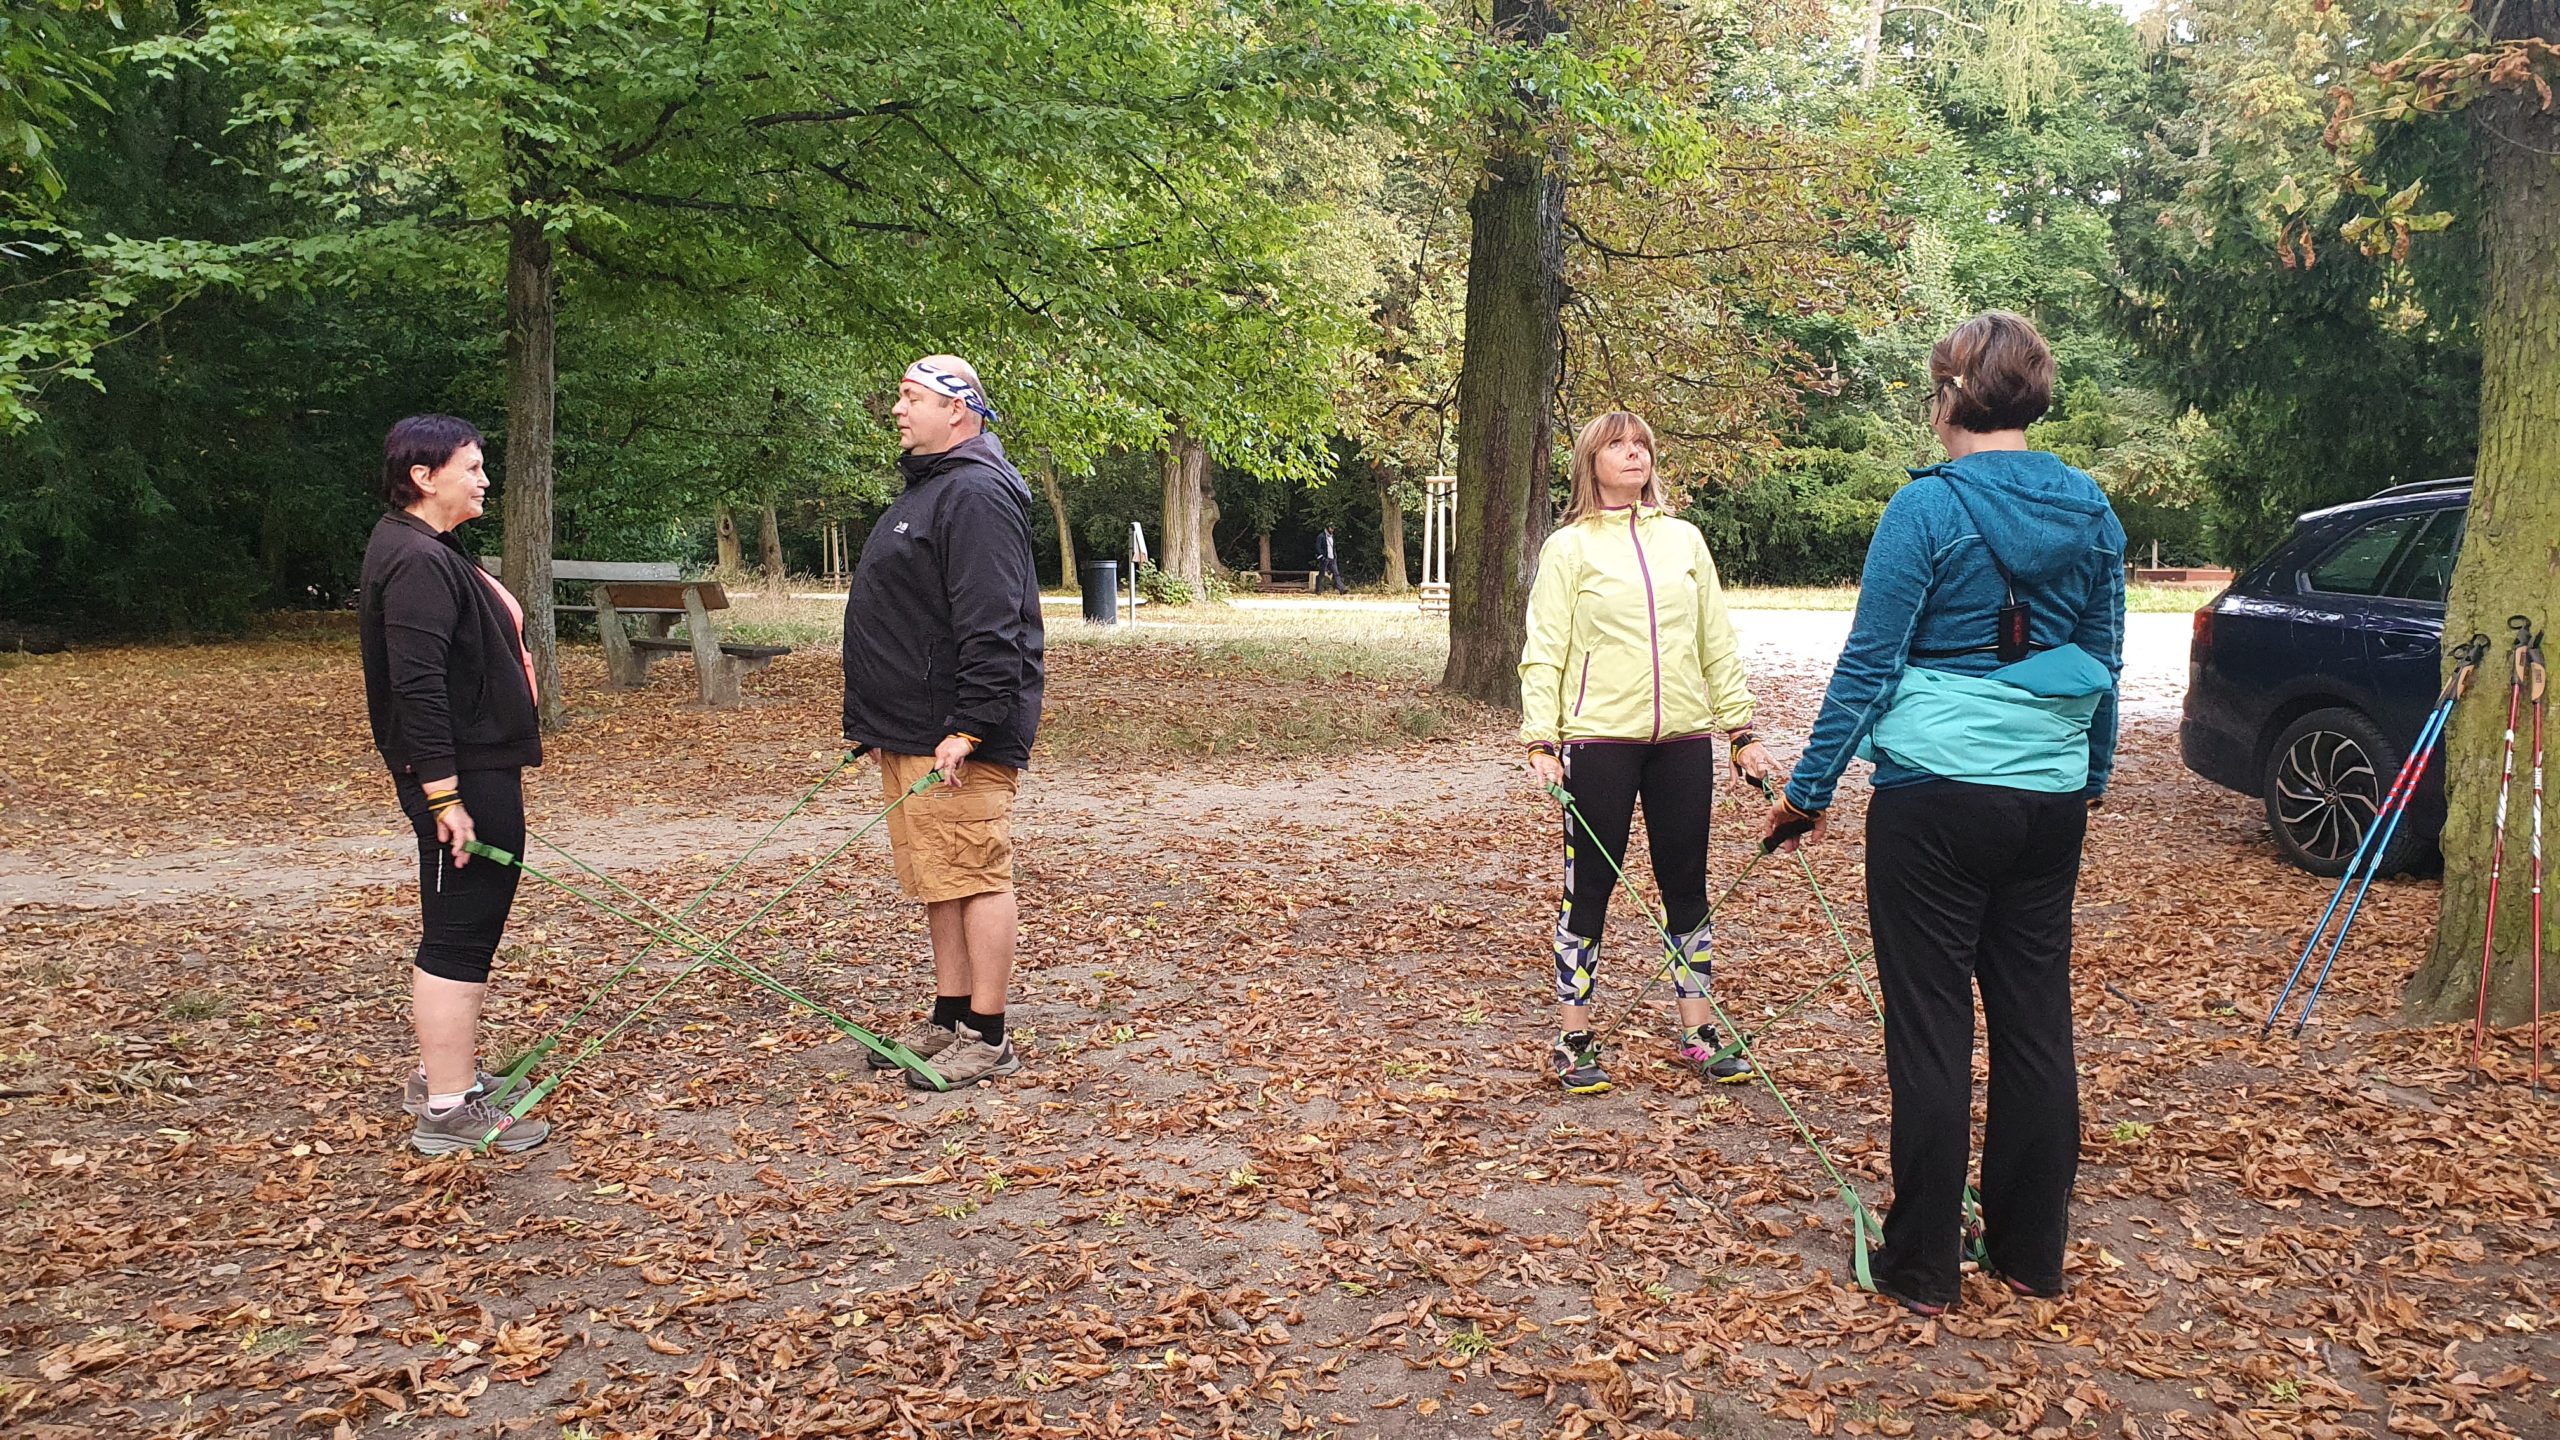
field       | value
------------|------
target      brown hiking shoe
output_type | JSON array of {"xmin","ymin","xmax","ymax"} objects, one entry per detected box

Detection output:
[
  {"xmin": 906, "ymin": 1023, "xmax": 1018, "ymax": 1090},
  {"xmin": 865, "ymin": 1022, "xmax": 961, "ymax": 1071},
  {"xmin": 409, "ymin": 1097, "xmax": 550, "ymax": 1155}
]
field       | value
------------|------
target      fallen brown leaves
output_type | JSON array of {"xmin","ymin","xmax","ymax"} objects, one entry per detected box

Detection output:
[{"xmin": 0, "ymin": 623, "xmax": 2555, "ymax": 1438}]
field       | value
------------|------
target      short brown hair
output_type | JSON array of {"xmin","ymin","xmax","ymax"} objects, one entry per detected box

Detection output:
[
  {"xmin": 1928, "ymin": 311, "xmax": 2054, "ymax": 433},
  {"xmin": 1560, "ymin": 411, "xmax": 1664, "ymax": 525}
]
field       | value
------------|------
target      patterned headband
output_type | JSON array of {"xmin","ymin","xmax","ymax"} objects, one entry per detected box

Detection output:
[{"xmin": 903, "ymin": 360, "xmax": 1000, "ymax": 426}]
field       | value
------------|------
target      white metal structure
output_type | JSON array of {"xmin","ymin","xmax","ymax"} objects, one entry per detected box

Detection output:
[{"xmin": 1418, "ymin": 474, "xmax": 1455, "ymax": 616}]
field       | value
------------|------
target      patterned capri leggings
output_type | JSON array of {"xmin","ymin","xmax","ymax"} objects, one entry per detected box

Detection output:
[{"xmin": 1553, "ymin": 736, "xmax": 1718, "ymax": 1005}]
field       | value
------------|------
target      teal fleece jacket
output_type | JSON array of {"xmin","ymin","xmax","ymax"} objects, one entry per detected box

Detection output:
[{"xmin": 1784, "ymin": 449, "xmax": 2128, "ymax": 813}]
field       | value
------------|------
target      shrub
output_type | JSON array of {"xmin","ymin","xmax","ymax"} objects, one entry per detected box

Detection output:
[{"xmin": 1687, "ymin": 449, "xmax": 1907, "ymax": 586}]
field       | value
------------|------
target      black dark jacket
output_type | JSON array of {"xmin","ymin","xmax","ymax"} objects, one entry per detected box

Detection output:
[
  {"xmin": 359, "ymin": 510, "xmax": 543, "ymax": 780},
  {"xmin": 841, "ymin": 432, "xmax": 1047, "ymax": 768}
]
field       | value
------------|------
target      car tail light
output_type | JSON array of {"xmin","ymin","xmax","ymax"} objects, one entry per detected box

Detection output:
[{"xmin": 2192, "ymin": 603, "xmax": 2214, "ymax": 655}]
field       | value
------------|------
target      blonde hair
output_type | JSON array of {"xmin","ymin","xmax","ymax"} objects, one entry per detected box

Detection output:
[{"xmin": 1559, "ymin": 411, "xmax": 1665, "ymax": 525}]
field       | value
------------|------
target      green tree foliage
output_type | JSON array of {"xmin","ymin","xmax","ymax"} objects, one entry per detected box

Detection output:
[{"xmin": 2110, "ymin": 0, "xmax": 2481, "ymax": 563}]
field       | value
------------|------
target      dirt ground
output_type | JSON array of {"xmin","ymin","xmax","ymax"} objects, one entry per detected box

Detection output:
[{"xmin": 1, "ymin": 615, "xmax": 2554, "ymax": 1439}]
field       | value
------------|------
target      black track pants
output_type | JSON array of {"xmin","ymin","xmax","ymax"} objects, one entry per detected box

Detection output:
[
  {"xmin": 397, "ymin": 768, "xmax": 526, "ymax": 985},
  {"xmin": 1552, "ymin": 736, "xmax": 1717, "ymax": 1005},
  {"xmin": 1865, "ymin": 780, "xmax": 2086, "ymax": 1306}
]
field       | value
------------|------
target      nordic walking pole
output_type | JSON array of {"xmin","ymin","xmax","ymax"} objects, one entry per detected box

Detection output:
[
  {"xmin": 2472, "ymin": 619, "xmax": 2533, "ymax": 1078},
  {"xmin": 2290, "ymin": 705, "xmax": 2464, "ymax": 1036},
  {"xmin": 494, "ymin": 746, "xmax": 871, "ymax": 1081},
  {"xmin": 2265, "ymin": 637, "xmax": 2486, "ymax": 1037},
  {"xmin": 2527, "ymin": 626, "xmax": 2547, "ymax": 1094}
]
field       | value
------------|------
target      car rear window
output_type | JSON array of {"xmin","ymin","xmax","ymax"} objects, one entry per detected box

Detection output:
[{"xmin": 2307, "ymin": 514, "xmax": 2423, "ymax": 596}]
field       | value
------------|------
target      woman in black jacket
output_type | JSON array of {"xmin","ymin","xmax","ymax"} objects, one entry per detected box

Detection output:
[{"xmin": 358, "ymin": 415, "xmax": 549, "ymax": 1155}]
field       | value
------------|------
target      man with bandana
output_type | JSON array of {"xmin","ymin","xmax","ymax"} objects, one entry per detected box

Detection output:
[{"xmin": 841, "ymin": 354, "xmax": 1047, "ymax": 1088}]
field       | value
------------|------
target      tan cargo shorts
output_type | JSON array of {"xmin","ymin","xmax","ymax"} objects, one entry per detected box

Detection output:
[{"xmin": 879, "ymin": 750, "xmax": 1021, "ymax": 903}]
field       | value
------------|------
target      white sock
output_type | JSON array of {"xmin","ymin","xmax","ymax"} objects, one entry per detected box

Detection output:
[{"xmin": 426, "ymin": 1091, "xmax": 470, "ymax": 1116}]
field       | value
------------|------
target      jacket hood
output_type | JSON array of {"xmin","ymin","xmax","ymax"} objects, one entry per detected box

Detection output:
[
  {"xmin": 1917, "ymin": 450, "xmax": 2120, "ymax": 586},
  {"xmin": 899, "ymin": 431, "xmax": 1032, "ymax": 502}
]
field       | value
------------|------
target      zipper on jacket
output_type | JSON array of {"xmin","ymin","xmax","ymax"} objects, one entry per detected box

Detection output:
[
  {"xmin": 1628, "ymin": 511, "xmax": 1663, "ymax": 741},
  {"xmin": 1573, "ymin": 655, "xmax": 1591, "ymax": 716}
]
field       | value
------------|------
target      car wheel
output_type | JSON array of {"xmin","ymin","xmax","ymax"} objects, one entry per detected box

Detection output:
[{"xmin": 2262, "ymin": 707, "xmax": 2424, "ymax": 878}]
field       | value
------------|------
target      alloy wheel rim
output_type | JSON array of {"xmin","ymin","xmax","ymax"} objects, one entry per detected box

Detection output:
[{"xmin": 2273, "ymin": 730, "xmax": 2382, "ymax": 864}]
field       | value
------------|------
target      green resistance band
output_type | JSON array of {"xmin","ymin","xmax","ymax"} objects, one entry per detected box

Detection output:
[
  {"xmin": 452, "ymin": 767, "xmax": 950, "ymax": 1151},
  {"xmin": 492, "ymin": 749, "xmax": 862, "ymax": 1083},
  {"xmin": 1547, "ymin": 781, "xmax": 1881, "ymax": 1292}
]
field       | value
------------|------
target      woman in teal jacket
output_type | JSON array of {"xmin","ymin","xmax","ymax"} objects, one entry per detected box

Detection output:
[{"xmin": 1764, "ymin": 312, "xmax": 2125, "ymax": 1315}]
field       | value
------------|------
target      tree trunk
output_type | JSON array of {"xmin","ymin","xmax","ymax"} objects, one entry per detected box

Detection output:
[
  {"xmin": 757, "ymin": 503, "xmax": 786, "ymax": 596},
  {"xmin": 1443, "ymin": 0, "xmax": 1566, "ymax": 710},
  {"xmin": 1038, "ymin": 458, "xmax": 1077, "ymax": 591},
  {"xmin": 499, "ymin": 210, "xmax": 563, "ymax": 731},
  {"xmin": 1160, "ymin": 432, "xmax": 1211, "ymax": 591},
  {"xmin": 715, "ymin": 505, "xmax": 744, "ymax": 576},
  {"xmin": 1859, "ymin": 0, "xmax": 1886, "ymax": 89},
  {"xmin": 2407, "ymin": 12, "xmax": 2560, "ymax": 1029},
  {"xmin": 1377, "ymin": 463, "xmax": 1411, "ymax": 592},
  {"xmin": 1258, "ymin": 532, "xmax": 1273, "ymax": 579},
  {"xmin": 1196, "ymin": 469, "xmax": 1224, "ymax": 585}
]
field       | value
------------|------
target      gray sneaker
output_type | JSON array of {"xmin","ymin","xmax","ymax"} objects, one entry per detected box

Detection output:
[
  {"xmin": 402, "ymin": 1068, "xmax": 530, "ymax": 1117},
  {"xmin": 410, "ymin": 1097, "xmax": 550, "ymax": 1155},
  {"xmin": 865, "ymin": 1023, "xmax": 961, "ymax": 1071},
  {"xmin": 907, "ymin": 1023, "xmax": 1018, "ymax": 1090}
]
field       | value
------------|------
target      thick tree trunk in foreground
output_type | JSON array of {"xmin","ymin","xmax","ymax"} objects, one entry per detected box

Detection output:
[
  {"xmin": 1378, "ymin": 463, "xmax": 1411, "ymax": 592},
  {"xmin": 757, "ymin": 504, "xmax": 785, "ymax": 595},
  {"xmin": 2407, "ymin": 17, "xmax": 2560, "ymax": 1028},
  {"xmin": 1443, "ymin": 0, "xmax": 1565, "ymax": 710},
  {"xmin": 1038, "ymin": 460, "xmax": 1077, "ymax": 590},
  {"xmin": 499, "ymin": 210, "xmax": 563, "ymax": 731},
  {"xmin": 714, "ymin": 505, "xmax": 744, "ymax": 575},
  {"xmin": 1160, "ymin": 432, "xmax": 1212, "ymax": 592}
]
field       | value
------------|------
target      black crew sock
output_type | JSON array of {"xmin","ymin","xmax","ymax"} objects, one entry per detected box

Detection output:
[
  {"xmin": 930, "ymin": 995, "xmax": 970, "ymax": 1030},
  {"xmin": 966, "ymin": 1009, "xmax": 1006, "ymax": 1046}
]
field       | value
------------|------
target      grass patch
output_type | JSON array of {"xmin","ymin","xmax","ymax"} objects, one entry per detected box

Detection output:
[{"xmin": 164, "ymin": 989, "xmax": 228, "ymax": 1022}]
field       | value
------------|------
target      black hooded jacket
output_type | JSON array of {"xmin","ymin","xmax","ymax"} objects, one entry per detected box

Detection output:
[
  {"xmin": 359, "ymin": 510, "xmax": 544, "ymax": 780},
  {"xmin": 840, "ymin": 432, "xmax": 1047, "ymax": 768}
]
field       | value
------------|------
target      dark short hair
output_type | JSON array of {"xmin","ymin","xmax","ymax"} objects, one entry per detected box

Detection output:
[
  {"xmin": 1928, "ymin": 312, "xmax": 2054, "ymax": 433},
  {"xmin": 381, "ymin": 414, "xmax": 484, "ymax": 507}
]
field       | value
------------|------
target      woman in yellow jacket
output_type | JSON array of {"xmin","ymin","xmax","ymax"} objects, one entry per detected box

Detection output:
[{"xmin": 1520, "ymin": 411, "xmax": 1780, "ymax": 1093}]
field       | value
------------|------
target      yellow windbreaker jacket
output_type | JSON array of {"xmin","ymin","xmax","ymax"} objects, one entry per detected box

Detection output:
[{"xmin": 1518, "ymin": 505, "xmax": 1755, "ymax": 747}]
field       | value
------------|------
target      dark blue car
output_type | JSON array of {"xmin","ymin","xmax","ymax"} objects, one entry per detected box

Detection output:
[{"xmin": 2181, "ymin": 478, "xmax": 2471, "ymax": 876}]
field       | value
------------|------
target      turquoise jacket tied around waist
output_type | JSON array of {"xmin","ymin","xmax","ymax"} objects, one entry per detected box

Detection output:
[{"xmin": 1786, "ymin": 448, "xmax": 2128, "ymax": 813}]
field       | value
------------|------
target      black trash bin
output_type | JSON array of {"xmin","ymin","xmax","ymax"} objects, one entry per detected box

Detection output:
[{"xmin": 1080, "ymin": 561, "xmax": 1120, "ymax": 624}]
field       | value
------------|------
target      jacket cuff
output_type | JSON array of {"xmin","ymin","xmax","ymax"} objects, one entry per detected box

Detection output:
[{"xmin": 406, "ymin": 749, "xmax": 456, "ymax": 783}]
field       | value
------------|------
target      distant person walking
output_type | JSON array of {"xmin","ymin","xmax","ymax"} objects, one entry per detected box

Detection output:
[
  {"xmin": 841, "ymin": 355, "xmax": 1047, "ymax": 1089},
  {"xmin": 1315, "ymin": 525, "xmax": 1345, "ymax": 594},
  {"xmin": 359, "ymin": 414, "xmax": 549, "ymax": 1156},
  {"xmin": 1519, "ymin": 410, "xmax": 1780, "ymax": 1094},
  {"xmin": 1765, "ymin": 312, "xmax": 2125, "ymax": 1316}
]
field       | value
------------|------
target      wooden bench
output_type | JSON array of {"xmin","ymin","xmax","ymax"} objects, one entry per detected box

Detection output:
[
  {"xmin": 1256, "ymin": 569, "xmax": 1318, "ymax": 592},
  {"xmin": 477, "ymin": 558, "xmax": 787, "ymax": 706},
  {"xmin": 592, "ymin": 582, "xmax": 789, "ymax": 707}
]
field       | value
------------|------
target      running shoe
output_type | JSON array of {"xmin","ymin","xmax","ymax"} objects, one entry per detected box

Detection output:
[
  {"xmin": 410, "ymin": 1097, "xmax": 550, "ymax": 1155},
  {"xmin": 1678, "ymin": 1025, "xmax": 1756, "ymax": 1084},
  {"xmin": 1550, "ymin": 1030, "xmax": 1611, "ymax": 1094},
  {"xmin": 401, "ymin": 1068, "xmax": 529, "ymax": 1117}
]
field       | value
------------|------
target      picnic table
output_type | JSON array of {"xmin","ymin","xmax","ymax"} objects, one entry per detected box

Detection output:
[{"xmin": 482, "ymin": 559, "xmax": 791, "ymax": 707}]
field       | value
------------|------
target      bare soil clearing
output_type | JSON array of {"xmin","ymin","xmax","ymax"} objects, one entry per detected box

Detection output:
[{"xmin": 1, "ymin": 619, "xmax": 2551, "ymax": 1438}]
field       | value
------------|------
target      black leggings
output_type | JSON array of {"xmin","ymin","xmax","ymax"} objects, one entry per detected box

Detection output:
[
  {"xmin": 1552, "ymin": 736, "xmax": 1717, "ymax": 1005},
  {"xmin": 396, "ymin": 768, "xmax": 525, "ymax": 985},
  {"xmin": 1865, "ymin": 780, "xmax": 2085, "ymax": 1306}
]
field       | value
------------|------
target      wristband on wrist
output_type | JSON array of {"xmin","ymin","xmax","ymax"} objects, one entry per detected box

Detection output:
[
  {"xmin": 425, "ymin": 789, "xmax": 462, "ymax": 815},
  {"xmin": 1727, "ymin": 729, "xmax": 1757, "ymax": 753},
  {"xmin": 1526, "ymin": 741, "xmax": 1560, "ymax": 757}
]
